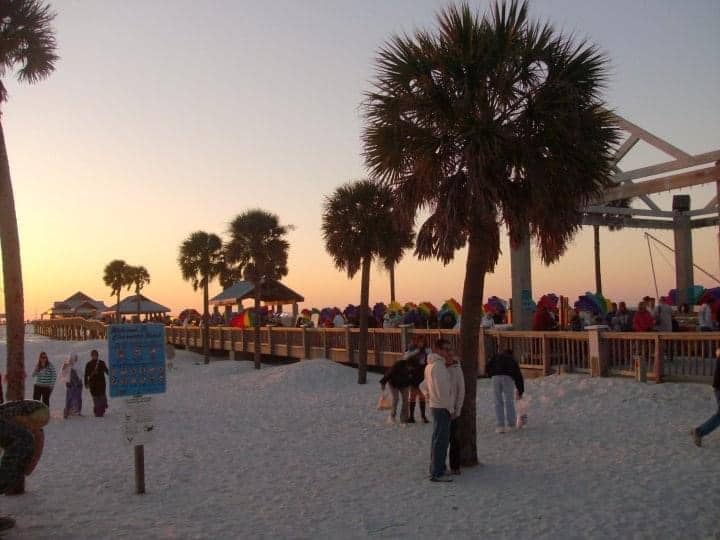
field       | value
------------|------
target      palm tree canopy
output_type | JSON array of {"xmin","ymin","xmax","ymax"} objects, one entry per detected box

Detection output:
[
  {"xmin": 0, "ymin": 0, "xmax": 58, "ymax": 104},
  {"xmin": 382, "ymin": 214, "xmax": 414, "ymax": 270},
  {"xmin": 362, "ymin": 0, "xmax": 620, "ymax": 266},
  {"xmin": 322, "ymin": 180, "xmax": 402, "ymax": 278},
  {"xmin": 103, "ymin": 259, "xmax": 130, "ymax": 297},
  {"xmin": 178, "ymin": 231, "xmax": 225, "ymax": 291},
  {"xmin": 225, "ymin": 209, "xmax": 291, "ymax": 286},
  {"xmin": 126, "ymin": 265, "xmax": 151, "ymax": 294}
]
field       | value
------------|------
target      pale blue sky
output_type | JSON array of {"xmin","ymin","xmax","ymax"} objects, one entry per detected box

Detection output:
[{"xmin": 3, "ymin": 0, "xmax": 719, "ymax": 315}]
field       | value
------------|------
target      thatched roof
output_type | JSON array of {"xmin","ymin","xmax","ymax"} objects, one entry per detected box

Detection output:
[
  {"xmin": 106, "ymin": 294, "xmax": 170, "ymax": 314},
  {"xmin": 210, "ymin": 280, "xmax": 304, "ymax": 306}
]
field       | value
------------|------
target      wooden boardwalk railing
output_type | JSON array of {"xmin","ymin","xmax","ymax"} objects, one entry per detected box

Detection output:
[{"xmin": 32, "ymin": 320, "xmax": 717, "ymax": 383}]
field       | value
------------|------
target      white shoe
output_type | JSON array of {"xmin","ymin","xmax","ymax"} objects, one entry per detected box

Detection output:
[{"xmin": 495, "ymin": 427, "xmax": 506, "ymax": 434}]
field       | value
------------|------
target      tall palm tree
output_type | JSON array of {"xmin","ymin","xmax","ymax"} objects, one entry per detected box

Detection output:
[
  {"xmin": 0, "ymin": 1, "xmax": 58, "ymax": 401},
  {"xmin": 382, "ymin": 218, "xmax": 414, "ymax": 303},
  {"xmin": 178, "ymin": 231, "xmax": 225, "ymax": 364},
  {"xmin": 322, "ymin": 180, "xmax": 400, "ymax": 384},
  {"xmin": 103, "ymin": 259, "xmax": 131, "ymax": 323},
  {"xmin": 225, "ymin": 209, "xmax": 291, "ymax": 370},
  {"xmin": 126, "ymin": 265, "xmax": 150, "ymax": 320},
  {"xmin": 362, "ymin": 1, "xmax": 619, "ymax": 464}
]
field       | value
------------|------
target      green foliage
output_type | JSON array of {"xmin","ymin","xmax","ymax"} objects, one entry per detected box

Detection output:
[
  {"xmin": 362, "ymin": 0, "xmax": 620, "ymax": 266},
  {"xmin": 225, "ymin": 209, "xmax": 291, "ymax": 287},
  {"xmin": 322, "ymin": 180, "xmax": 408, "ymax": 278},
  {"xmin": 178, "ymin": 231, "xmax": 225, "ymax": 291},
  {"xmin": 0, "ymin": 0, "xmax": 58, "ymax": 104},
  {"xmin": 103, "ymin": 259, "xmax": 131, "ymax": 298},
  {"xmin": 126, "ymin": 265, "xmax": 151, "ymax": 296}
]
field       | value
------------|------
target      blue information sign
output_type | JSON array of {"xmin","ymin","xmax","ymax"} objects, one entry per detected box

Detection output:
[{"xmin": 108, "ymin": 324, "xmax": 166, "ymax": 397}]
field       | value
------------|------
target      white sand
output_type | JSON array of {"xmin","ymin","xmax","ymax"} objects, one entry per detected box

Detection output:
[{"xmin": 0, "ymin": 329, "xmax": 718, "ymax": 539}]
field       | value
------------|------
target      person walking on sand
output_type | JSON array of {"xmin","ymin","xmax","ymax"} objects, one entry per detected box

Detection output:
[
  {"xmin": 422, "ymin": 338, "xmax": 455, "ymax": 482},
  {"xmin": 84, "ymin": 350, "xmax": 109, "ymax": 417},
  {"xmin": 62, "ymin": 354, "xmax": 83, "ymax": 418},
  {"xmin": 446, "ymin": 347, "xmax": 465, "ymax": 475},
  {"xmin": 31, "ymin": 351, "xmax": 57, "ymax": 407},
  {"xmin": 690, "ymin": 347, "xmax": 720, "ymax": 447},
  {"xmin": 486, "ymin": 349, "xmax": 524, "ymax": 433},
  {"xmin": 379, "ymin": 356, "xmax": 412, "ymax": 423}
]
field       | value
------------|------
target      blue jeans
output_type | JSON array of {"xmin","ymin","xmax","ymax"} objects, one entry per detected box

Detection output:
[
  {"xmin": 430, "ymin": 408, "xmax": 451, "ymax": 478},
  {"xmin": 493, "ymin": 375, "xmax": 516, "ymax": 428},
  {"xmin": 697, "ymin": 389, "xmax": 720, "ymax": 437}
]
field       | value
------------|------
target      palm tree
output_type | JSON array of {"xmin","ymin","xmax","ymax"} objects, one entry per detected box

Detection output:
[
  {"xmin": 103, "ymin": 260, "xmax": 131, "ymax": 323},
  {"xmin": 382, "ymin": 218, "xmax": 414, "ymax": 303},
  {"xmin": 362, "ymin": 1, "xmax": 619, "ymax": 465},
  {"xmin": 0, "ymin": 1, "xmax": 58, "ymax": 401},
  {"xmin": 126, "ymin": 265, "xmax": 151, "ymax": 319},
  {"xmin": 225, "ymin": 209, "xmax": 291, "ymax": 370},
  {"xmin": 322, "ymin": 180, "xmax": 401, "ymax": 384},
  {"xmin": 178, "ymin": 231, "xmax": 225, "ymax": 364}
]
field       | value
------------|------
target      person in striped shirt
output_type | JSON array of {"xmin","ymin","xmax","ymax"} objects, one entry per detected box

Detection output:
[{"xmin": 31, "ymin": 352, "xmax": 57, "ymax": 407}]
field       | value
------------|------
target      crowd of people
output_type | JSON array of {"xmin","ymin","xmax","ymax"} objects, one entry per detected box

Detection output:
[
  {"xmin": 533, "ymin": 295, "xmax": 716, "ymax": 333},
  {"xmin": 379, "ymin": 337, "xmax": 525, "ymax": 482},
  {"xmin": 0, "ymin": 350, "xmax": 109, "ymax": 419}
]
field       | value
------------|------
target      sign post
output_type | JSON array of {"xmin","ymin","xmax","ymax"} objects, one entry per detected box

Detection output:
[{"xmin": 108, "ymin": 324, "xmax": 166, "ymax": 495}]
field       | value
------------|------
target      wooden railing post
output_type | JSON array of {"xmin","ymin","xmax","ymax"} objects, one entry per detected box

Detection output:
[
  {"xmin": 323, "ymin": 329, "xmax": 330, "ymax": 359},
  {"xmin": 374, "ymin": 330, "xmax": 383, "ymax": 367},
  {"xmin": 302, "ymin": 327, "xmax": 309, "ymax": 359},
  {"xmin": 344, "ymin": 326, "xmax": 352, "ymax": 364},
  {"xmin": 542, "ymin": 334, "xmax": 550, "ymax": 376},
  {"xmin": 586, "ymin": 325, "xmax": 608, "ymax": 377},
  {"xmin": 655, "ymin": 335, "xmax": 664, "ymax": 383},
  {"xmin": 399, "ymin": 324, "xmax": 411, "ymax": 353}
]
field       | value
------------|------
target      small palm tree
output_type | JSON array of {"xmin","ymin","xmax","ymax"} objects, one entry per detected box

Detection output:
[
  {"xmin": 0, "ymin": 0, "xmax": 58, "ymax": 401},
  {"xmin": 225, "ymin": 209, "xmax": 291, "ymax": 369},
  {"xmin": 382, "ymin": 218, "xmax": 414, "ymax": 303},
  {"xmin": 363, "ymin": 1, "xmax": 619, "ymax": 463},
  {"xmin": 103, "ymin": 259, "xmax": 131, "ymax": 323},
  {"xmin": 126, "ymin": 265, "xmax": 151, "ymax": 319},
  {"xmin": 322, "ymin": 180, "xmax": 400, "ymax": 384},
  {"xmin": 178, "ymin": 231, "xmax": 225, "ymax": 364}
]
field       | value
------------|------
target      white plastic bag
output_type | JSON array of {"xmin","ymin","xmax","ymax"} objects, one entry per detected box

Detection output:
[
  {"xmin": 516, "ymin": 396, "xmax": 528, "ymax": 428},
  {"xmin": 377, "ymin": 388, "xmax": 392, "ymax": 411}
]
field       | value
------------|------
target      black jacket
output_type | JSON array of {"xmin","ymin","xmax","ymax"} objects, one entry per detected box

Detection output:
[
  {"xmin": 380, "ymin": 360, "xmax": 412, "ymax": 389},
  {"xmin": 714, "ymin": 358, "xmax": 720, "ymax": 390},
  {"xmin": 486, "ymin": 352, "xmax": 524, "ymax": 396},
  {"xmin": 84, "ymin": 359, "xmax": 108, "ymax": 397}
]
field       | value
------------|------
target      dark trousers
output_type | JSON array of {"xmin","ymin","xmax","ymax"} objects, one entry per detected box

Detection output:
[
  {"xmin": 449, "ymin": 417, "xmax": 461, "ymax": 471},
  {"xmin": 32, "ymin": 385, "xmax": 52, "ymax": 407},
  {"xmin": 430, "ymin": 408, "xmax": 451, "ymax": 478}
]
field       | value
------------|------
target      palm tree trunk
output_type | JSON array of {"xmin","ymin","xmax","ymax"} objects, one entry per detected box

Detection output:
[
  {"xmin": 202, "ymin": 278, "xmax": 210, "ymax": 365},
  {"xmin": 357, "ymin": 255, "xmax": 371, "ymax": 384},
  {"xmin": 0, "ymin": 120, "xmax": 25, "ymax": 401},
  {"xmin": 253, "ymin": 292, "xmax": 261, "ymax": 370},
  {"xmin": 593, "ymin": 224, "xmax": 602, "ymax": 295},
  {"xmin": 389, "ymin": 263, "xmax": 396, "ymax": 303},
  {"xmin": 136, "ymin": 287, "xmax": 141, "ymax": 321},
  {"xmin": 457, "ymin": 233, "xmax": 486, "ymax": 467},
  {"xmin": 116, "ymin": 290, "xmax": 121, "ymax": 323}
]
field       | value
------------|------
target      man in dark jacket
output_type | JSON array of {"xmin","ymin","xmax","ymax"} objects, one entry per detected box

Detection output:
[
  {"xmin": 84, "ymin": 350, "xmax": 109, "ymax": 418},
  {"xmin": 486, "ymin": 349, "xmax": 524, "ymax": 432},
  {"xmin": 690, "ymin": 347, "xmax": 720, "ymax": 447},
  {"xmin": 380, "ymin": 359, "xmax": 412, "ymax": 423}
]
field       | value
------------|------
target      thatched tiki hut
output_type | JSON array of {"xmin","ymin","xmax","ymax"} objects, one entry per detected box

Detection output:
[
  {"xmin": 105, "ymin": 294, "xmax": 170, "ymax": 322},
  {"xmin": 210, "ymin": 280, "xmax": 304, "ymax": 323}
]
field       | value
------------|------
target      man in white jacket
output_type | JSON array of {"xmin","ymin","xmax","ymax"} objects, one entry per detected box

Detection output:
[
  {"xmin": 422, "ymin": 338, "xmax": 456, "ymax": 482},
  {"xmin": 446, "ymin": 350, "xmax": 465, "ymax": 475}
]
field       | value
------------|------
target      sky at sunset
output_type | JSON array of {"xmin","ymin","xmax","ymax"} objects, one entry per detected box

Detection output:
[{"xmin": 2, "ymin": 0, "xmax": 719, "ymax": 317}]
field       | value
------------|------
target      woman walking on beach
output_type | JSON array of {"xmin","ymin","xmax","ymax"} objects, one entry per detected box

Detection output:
[
  {"xmin": 690, "ymin": 347, "xmax": 720, "ymax": 447},
  {"xmin": 405, "ymin": 335, "xmax": 430, "ymax": 423},
  {"xmin": 31, "ymin": 352, "xmax": 56, "ymax": 407},
  {"xmin": 84, "ymin": 350, "xmax": 109, "ymax": 417},
  {"xmin": 62, "ymin": 354, "xmax": 83, "ymax": 418}
]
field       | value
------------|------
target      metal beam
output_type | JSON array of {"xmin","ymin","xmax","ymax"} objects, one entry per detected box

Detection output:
[
  {"xmin": 585, "ymin": 205, "xmax": 674, "ymax": 218},
  {"xmin": 691, "ymin": 216, "xmax": 720, "ymax": 229},
  {"xmin": 612, "ymin": 150, "xmax": 720, "ymax": 183},
  {"xmin": 601, "ymin": 166, "xmax": 720, "ymax": 202},
  {"xmin": 582, "ymin": 215, "xmax": 675, "ymax": 230},
  {"xmin": 612, "ymin": 114, "xmax": 691, "ymax": 160}
]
